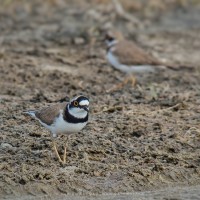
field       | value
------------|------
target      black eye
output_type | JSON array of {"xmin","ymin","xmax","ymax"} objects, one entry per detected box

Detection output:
[{"xmin": 73, "ymin": 101, "xmax": 78, "ymax": 107}]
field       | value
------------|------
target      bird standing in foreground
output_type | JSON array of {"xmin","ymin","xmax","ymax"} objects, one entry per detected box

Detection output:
[
  {"xmin": 105, "ymin": 31, "xmax": 178, "ymax": 90},
  {"xmin": 26, "ymin": 95, "xmax": 89, "ymax": 164}
]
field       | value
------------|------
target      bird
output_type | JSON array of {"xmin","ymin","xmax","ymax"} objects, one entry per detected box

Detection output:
[
  {"xmin": 25, "ymin": 95, "xmax": 89, "ymax": 164},
  {"xmin": 104, "ymin": 30, "xmax": 179, "ymax": 90}
]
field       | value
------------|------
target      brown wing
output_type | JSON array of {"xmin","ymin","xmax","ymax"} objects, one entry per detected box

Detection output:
[
  {"xmin": 112, "ymin": 40, "xmax": 162, "ymax": 66},
  {"xmin": 35, "ymin": 102, "xmax": 67, "ymax": 125}
]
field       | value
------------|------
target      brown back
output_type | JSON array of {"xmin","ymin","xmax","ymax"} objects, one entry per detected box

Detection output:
[
  {"xmin": 35, "ymin": 102, "xmax": 67, "ymax": 125},
  {"xmin": 112, "ymin": 40, "xmax": 162, "ymax": 66}
]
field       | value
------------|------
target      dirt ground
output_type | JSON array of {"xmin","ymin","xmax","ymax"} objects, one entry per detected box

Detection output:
[{"xmin": 0, "ymin": 0, "xmax": 200, "ymax": 198}]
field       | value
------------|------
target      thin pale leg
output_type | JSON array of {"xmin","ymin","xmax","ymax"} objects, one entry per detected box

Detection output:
[
  {"xmin": 129, "ymin": 75, "xmax": 136, "ymax": 86},
  {"xmin": 63, "ymin": 135, "xmax": 70, "ymax": 164},
  {"xmin": 53, "ymin": 140, "xmax": 64, "ymax": 164},
  {"xmin": 63, "ymin": 145, "xmax": 67, "ymax": 164},
  {"xmin": 106, "ymin": 74, "xmax": 136, "ymax": 92}
]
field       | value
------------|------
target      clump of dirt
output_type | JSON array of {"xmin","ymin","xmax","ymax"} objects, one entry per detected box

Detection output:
[{"xmin": 0, "ymin": 0, "xmax": 200, "ymax": 198}]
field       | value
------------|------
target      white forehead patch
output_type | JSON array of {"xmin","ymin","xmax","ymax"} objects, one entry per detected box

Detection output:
[{"xmin": 79, "ymin": 100, "xmax": 89, "ymax": 106}]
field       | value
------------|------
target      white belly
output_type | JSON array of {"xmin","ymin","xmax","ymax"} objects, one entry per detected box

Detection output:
[
  {"xmin": 107, "ymin": 51, "xmax": 130, "ymax": 73},
  {"xmin": 106, "ymin": 51, "xmax": 155, "ymax": 73},
  {"xmin": 40, "ymin": 113, "xmax": 87, "ymax": 137}
]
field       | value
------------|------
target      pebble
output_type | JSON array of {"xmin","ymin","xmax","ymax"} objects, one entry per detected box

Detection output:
[{"xmin": 1, "ymin": 143, "xmax": 16, "ymax": 150}]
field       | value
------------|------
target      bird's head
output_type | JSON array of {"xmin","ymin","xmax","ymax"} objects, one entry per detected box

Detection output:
[
  {"xmin": 68, "ymin": 95, "xmax": 89, "ymax": 118},
  {"xmin": 104, "ymin": 30, "xmax": 123, "ymax": 48}
]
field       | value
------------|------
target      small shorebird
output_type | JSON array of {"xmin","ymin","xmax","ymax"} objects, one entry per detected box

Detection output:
[
  {"xmin": 26, "ymin": 95, "xmax": 89, "ymax": 164},
  {"xmin": 105, "ymin": 30, "xmax": 178, "ymax": 90}
]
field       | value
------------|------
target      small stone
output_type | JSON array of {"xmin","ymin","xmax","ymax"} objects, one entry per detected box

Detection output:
[
  {"xmin": 1, "ymin": 143, "xmax": 14, "ymax": 150},
  {"xmin": 93, "ymin": 171, "xmax": 101, "ymax": 177},
  {"xmin": 73, "ymin": 37, "xmax": 85, "ymax": 45}
]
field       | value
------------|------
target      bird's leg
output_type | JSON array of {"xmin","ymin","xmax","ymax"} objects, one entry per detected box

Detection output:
[
  {"xmin": 106, "ymin": 81, "xmax": 124, "ymax": 93},
  {"xmin": 128, "ymin": 74, "xmax": 137, "ymax": 86},
  {"xmin": 63, "ymin": 145, "xmax": 67, "ymax": 164},
  {"xmin": 119, "ymin": 74, "xmax": 137, "ymax": 87},
  {"xmin": 63, "ymin": 136, "xmax": 70, "ymax": 164},
  {"xmin": 106, "ymin": 74, "xmax": 136, "ymax": 92},
  {"xmin": 53, "ymin": 139, "xmax": 64, "ymax": 164}
]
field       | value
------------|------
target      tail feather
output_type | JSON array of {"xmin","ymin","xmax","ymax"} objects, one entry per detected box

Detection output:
[
  {"xmin": 132, "ymin": 64, "xmax": 194, "ymax": 73},
  {"xmin": 160, "ymin": 62, "xmax": 194, "ymax": 71}
]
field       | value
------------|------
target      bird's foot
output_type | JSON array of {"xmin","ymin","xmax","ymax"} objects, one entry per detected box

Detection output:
[{"xmin": 106, "ymin": 75, "xmax": 136, "ymax": 92}]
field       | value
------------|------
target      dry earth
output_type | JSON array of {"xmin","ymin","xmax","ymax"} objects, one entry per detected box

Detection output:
[{"xmin": 0, "ymin": 0, "xmax": 200, "ymax": 199}]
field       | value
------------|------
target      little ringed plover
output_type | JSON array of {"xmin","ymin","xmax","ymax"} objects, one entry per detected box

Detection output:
[
  {"xmin": 25, "ymin": 95, "xmax": 89, "ymax": 164},
  {"xmin": 105, "ymin": 30, "xmax": 178, "ymax": 90}
]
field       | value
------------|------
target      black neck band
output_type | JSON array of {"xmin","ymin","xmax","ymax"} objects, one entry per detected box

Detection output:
[{"xmin": 64, "ymin": 105, "xmax": 88, "ymax": 123}]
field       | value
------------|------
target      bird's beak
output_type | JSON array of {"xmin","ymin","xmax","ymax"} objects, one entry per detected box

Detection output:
[{"xmin": 83, "ymin": 106, "xmax": 89, "ymax": 112}]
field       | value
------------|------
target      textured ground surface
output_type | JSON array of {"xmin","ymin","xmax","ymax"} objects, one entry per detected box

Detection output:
[
  {"xmin": 3, "ymin": 185, "xmax": 200, "ymax": 200},
  {"xmin": 0, "ymin": 0, "xmax": 200, "ymax": 199}
]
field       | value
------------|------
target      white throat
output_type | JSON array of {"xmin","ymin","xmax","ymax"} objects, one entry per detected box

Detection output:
[
  {"xmin": 68, "ymin": 105, "xmax": 88, "ymax": 119},
  {"xmin": 106, "ymin": 40, "xmax": 118, "ymax": 48}
]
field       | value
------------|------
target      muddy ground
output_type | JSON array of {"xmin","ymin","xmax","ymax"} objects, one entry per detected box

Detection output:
[{"xmin": 0, "ymin": 0, "xmax": 200, "ymax": 199}]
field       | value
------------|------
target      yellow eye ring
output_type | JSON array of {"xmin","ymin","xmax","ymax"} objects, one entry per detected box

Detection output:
[{"xmin": 73, "ymin": 101, "xmax": 78, "ymax": 106}]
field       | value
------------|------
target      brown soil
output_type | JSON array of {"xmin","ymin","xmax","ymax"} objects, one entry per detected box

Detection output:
[{"xmin": 0, "ymin": 0, "xmax": 200, "ymax": 198}]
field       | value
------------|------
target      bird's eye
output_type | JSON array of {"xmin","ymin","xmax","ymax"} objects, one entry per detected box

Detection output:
[{"xmin": 73, "ymin": 101, "xmax": 79, "ymax": 107}]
